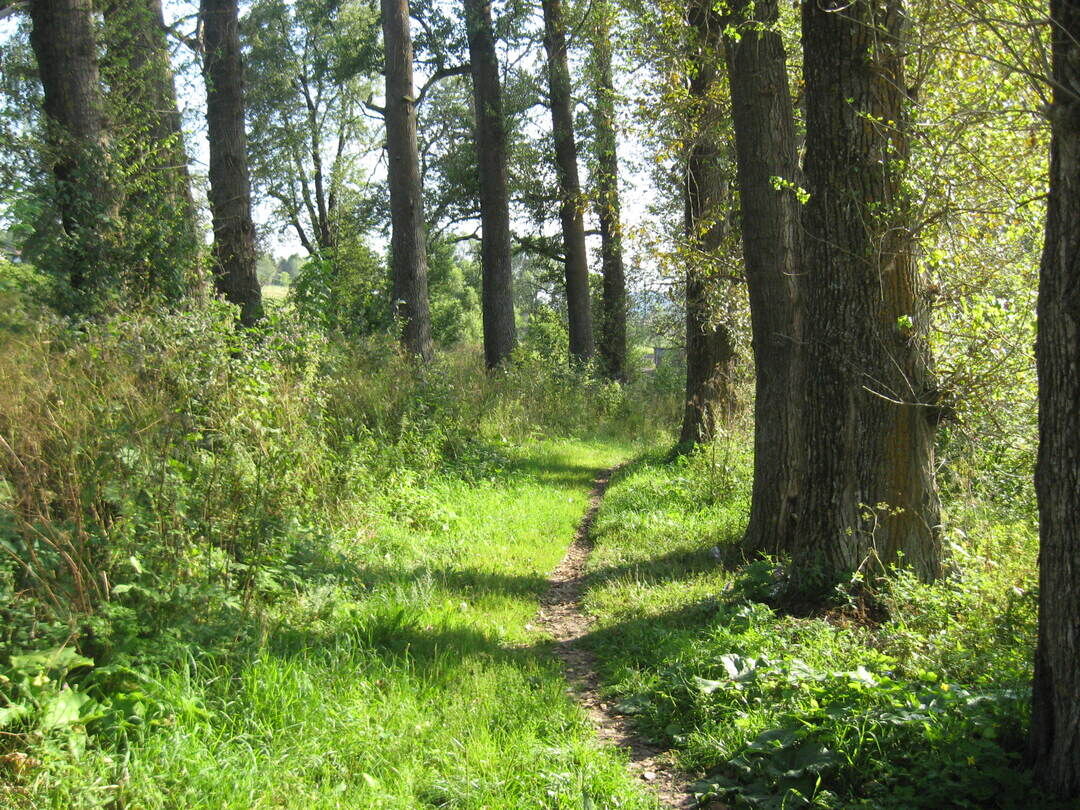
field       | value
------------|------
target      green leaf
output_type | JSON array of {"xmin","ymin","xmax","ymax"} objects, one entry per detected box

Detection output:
[
  {"xmin": 10, "ymin": 646, "xmax": 94, "ymax": 675},
  {"xmin": 41, "ymin": 688, "xmax": 90, "ymax": 730},
  {"xmin": 843, "ymin": 665, "xmax": 877, "ymax": 686},
  {"xmin": 0, "ymin": 703, "xmax": 30, "ymax": 729},
  {"xmin": 693, "ymin": 676, "xmax": 725, "ymax": 694},
  {"xmin": 720, "ymin": 653, "xmax": 763, "ymax": 682}
]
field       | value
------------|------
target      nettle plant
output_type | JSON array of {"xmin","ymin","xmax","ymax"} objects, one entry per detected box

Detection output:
[{"xmin": 688, "ymin": 650, "xmax": 1031, "ymax": 809}]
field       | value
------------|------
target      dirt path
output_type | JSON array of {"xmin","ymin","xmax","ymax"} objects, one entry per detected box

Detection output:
[{"xmin": 536, "ymin": 465, "xmax": 701, "ymax": 810}]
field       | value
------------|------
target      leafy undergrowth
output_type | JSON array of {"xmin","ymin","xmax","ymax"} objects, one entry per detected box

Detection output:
[
  {"xmin": 584, "ymin": 440, "xmax": 1055, "ymax": 810},
  {"xmin": 0, "ymin": 301, "xmax": 683, "ymax": 807},
  {"xmin": 3, "ymin": 439, "xmax": 662, "ymax": 808}
]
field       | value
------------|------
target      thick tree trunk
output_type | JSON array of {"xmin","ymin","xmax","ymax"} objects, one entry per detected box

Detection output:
[
  {"xmin": 464, "ymin": 0, "xmax": 517, "ymax": 368},
  {"xmin": 200, "ymin": 0, "xmax": 263, "ymax": 326},
  {"xmin": 102, "ymin": 0, "xmax": 200, "ymax": 298},
  {"xmin": 679, "ymin": 1, "xmax": 736, "ymax": 447},
  {"xmin": 381, "ymin": 0, "xmax": 434, "ymax": 361},
  {"xmin": 796, "ymin": 0, "xmax": 941, "ymax": 588},
  {"xmin": 28, "ymin": 0, "xmax": 116, "ymax": 294},
  {"xmin": 541, "ymin": 0, "xmax": 593, "ymax": 363},
  {"xmin": 102, "ymin": 0, "xmax": 194, "ymax": 205},
  {"xmin": 723, "ymin": 0, "xmax": 803, "ymax": 556},
  {"xmin": 680, "ymin": 263, "xmax": 735, "ymax": 447},
  {"xmin": 1028, "ymin": 0, "xmax": 1080, "ymax": 798},
  {"xmin": 591, "ymin": 1, "xmax": 627, "ymax": 381}
]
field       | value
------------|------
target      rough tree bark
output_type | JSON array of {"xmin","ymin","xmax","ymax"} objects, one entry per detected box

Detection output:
[
  {"xmin": 679, "ymin": 1, "xmax": 736, "ymax": 447},
  {"xmin": 464, "ymin": 0, "xmax": 517, "ymax": 368},
  {"xmin": 796, "ymin": 0, "xmax": 941, "ymax": 588},
  {"xmin": 201, "ymin": 0, "xmax": 263, "ymax": 326},
  {"xmin": 102, "ymin": 0, "xmax": 200, "ymax": 297},
  {"xmin": 381, "ymin": 0, "xmax": 434, "ymax": 361},
  {"xmin": 1028, "ymin": 0, "xmax": 1080, "ymax": 798},
  {"xmin": 541, "ymin": 0, "xmax": 594, "ymax": 363},
  {"xmin": 102, "ymin": 0, "xmax": 194, "ymax": 210},
  {"xmin": 722, "ymin": 0, "xmax": 803, "ymax": 555},
  {"xmin": 28, "ymin": 0, "xmax": 116, "ymax": 294},
  {"xmin": 591, "ymin": 0, "xmax": 627, "ymax": 381}
]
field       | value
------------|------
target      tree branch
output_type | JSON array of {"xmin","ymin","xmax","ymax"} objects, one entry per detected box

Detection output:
[
  {"xmin": 0, "ymin": 2, "xmax": 26, "ymax": 21},
  {"xmin": 164, "ymin": 14, "xmax": 202, "ymax": 54},
  {"xmin": 363, "ymin": 93, "xmax": 386, "ymax": 118},
  {"xmin": 513, "ymin": 234, "xmax": 565, "ymax": 263},
  {"xmin": 415, "ymin": 63, "xmax": 472, "ymax": 107}
]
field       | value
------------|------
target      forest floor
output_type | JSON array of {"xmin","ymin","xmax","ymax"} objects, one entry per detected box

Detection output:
[
  {"xmin": 579, "ymin": 449, "xmax": 1044, "ymax": 810},
  {"xmin": 37, "ymin": 439, "xmax": 670, "ymax": 808},
  {"xmin": 21, "ymin": 436, "xmax": 1046, "ymax": 808}
]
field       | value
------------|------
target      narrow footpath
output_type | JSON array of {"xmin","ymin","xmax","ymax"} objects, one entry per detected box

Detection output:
[{"xmin": 537, "ymin": 465, "xmax": 699, "ymax": 810}]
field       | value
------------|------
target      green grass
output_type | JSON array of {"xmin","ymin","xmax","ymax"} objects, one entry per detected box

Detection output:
[
  {"xmin": 21, "ymin": 439, "xmax": 660, "ymax": 809},
  {"xmin": 583, "ymin": 443, "xmax": 1050, "ymax": 809},
  {"xmin": 261, "ymin": 283, "xmax": 290, "ymax": 300}
]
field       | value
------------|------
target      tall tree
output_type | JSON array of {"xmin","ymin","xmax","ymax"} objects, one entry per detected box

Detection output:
[
  {"xmin": 101, "ymin": 0, "xmax": 200, "ymax": 299},
  {"xmin": 27, "ymin": 0, "xmax": 116, "ymax": 296},
  {"xmin": 590, "ymin": 0, "xmax": 627, "ymax": 381},
  {"xmin": 678, "ymin": 0, "xmax": 737, "ymax": 447},
  {"xmin": 795, "ymin": 0, "xmax": 941, "ymax": 587},
  {"xmin": 381, "ymin": 0, "xmax": 434, "ymax": 361},
  {"xmin": 244, "ymin": 0, "xmax": 381, "ymax": 258},
  {"xmin": 1029, "ymin": 0, "xmax": 1080, "ymax": 797},
  {"xmin": 541, "ymin": 0, "xmax": 593, "ymax": 363},
  {"xmin": 200, "ymin": 0, "xmax": 263, "ymax": 326},
  {"xmin": 464, "ymin": 0, "xmax": 517, "ymax": 368},
  {"xmin": 722, "ymin": 0, "xmax": 803, "ymax": 554}
]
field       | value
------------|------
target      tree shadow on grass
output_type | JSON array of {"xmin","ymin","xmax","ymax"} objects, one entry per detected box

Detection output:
[
  {"xmin": 265, "ymin": 450, "xmax": 738, "ymax": 680},
  {"xmin": 505, "ymin": 457, "xmax": 612, "ymax": 489},
  {"xmin": 587, "ymin": 544, "xmax": 727, "ymax": 588},
  {"xmin": 347, "ymin": 541, "xmax": 726, "ymax": 607},
  {"xmin": 265, "ymin": 598, "xmax": 533, "ymax": 673},
  {"xmin": 354, "ymin": 562, "xmax": 552, "ymax": 599}
]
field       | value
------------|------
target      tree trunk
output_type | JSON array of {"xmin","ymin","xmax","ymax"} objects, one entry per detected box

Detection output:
[
  {"xmin": 28, "ymin": 0, "xmax": 116, "ymax": 295},
  {"xmin": 381, "ymin": 0, "xmax": 434, "ymax": 362},
  {"xmin": 464, "ymin": 0, "xmax": 517, "ymax": 368},
  {"xmin": 679, "ymin": 3, "xmax": 736, "ymax": 447},
  {"xmin": 795, "ymin": 0, "xmax": 941, "ymax": 589},
  {"xmin": 200, "ymin": 0, "xmax": 263, "ymax": 326},
  {"xmin": 101, "ymin": 0, "xmax": 200, "ymax": 299},
  {"xmin": 1028, "ymin": 0, "xmax": 1080, "ymax": 798},
  {"xmin": 541, "ymin": 0, "xmax": 593, "ymax": 363},
  {"xmin": 591, "ymin": 0, "xmax": 627, "ymax": 381},
  {"xmin": 723, "ymin": 0, "xmax": 803, "ymax": 556},
  {"xmin": 298, "ymin": 71, "xmax": 334, "ymax": 252}
]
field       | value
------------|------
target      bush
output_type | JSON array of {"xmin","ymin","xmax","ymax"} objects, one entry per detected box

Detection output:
[
  {"xmin": 0, "ymin": 298, "xmax": 676, "ymax": 660},
  {"xmin": 288, "ymin": 243, "xmax": 389, "ymax": 337}
]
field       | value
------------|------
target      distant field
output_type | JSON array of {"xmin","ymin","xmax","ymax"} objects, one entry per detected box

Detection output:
[{"xmin": 261, "ymin": 283, "xmax": 289, "ymax": 300}]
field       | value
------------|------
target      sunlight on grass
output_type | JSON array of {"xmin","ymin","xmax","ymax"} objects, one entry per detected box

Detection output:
[
  {"xmin": 28, "ymin": 439, "xmax": 657, "ymax": 809},
  {"xmin": 583, "ymin": 445, "xmax": 1047, "ymax": 809},
  {"xmin": 260, "ymin": 283, "xmax": 290, "ymax": 300}
]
